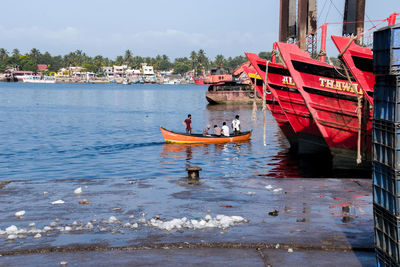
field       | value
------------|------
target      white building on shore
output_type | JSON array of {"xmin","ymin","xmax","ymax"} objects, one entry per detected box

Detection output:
[{"xmin": 142, "ymin": 63, "xmax": 154, "ymax": 75}]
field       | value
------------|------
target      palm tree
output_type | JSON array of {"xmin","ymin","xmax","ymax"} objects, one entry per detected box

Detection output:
[
  {"xmin": 12, "ymin": 49, "xmax": 20, "ymax": 57},
  {"xmin": 0, "ymin": 48, "xmax": 9, "ymax": 62},
  {"xmin": 197, "ymin": 49, "xmax": 208, "ymax": 75},
  {"xmin": 30, "ymin": 48, "xmax": 41, "ymax": 62},
  {"xmin": 190, "ymin": 50, "xmax": 197, "ymax": 73},
  {"xmin": 213, "ymin": 54, "xmax": 226, "ymax": 68},
  {"xmin": 124, "ymin": 50, "xmax": 133, "ymax": 61}
]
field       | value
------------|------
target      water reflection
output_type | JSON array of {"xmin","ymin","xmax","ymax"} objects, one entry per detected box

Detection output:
[{"xmin": 161, "ymin": 102, "xmax": 370, "ymax": 179}]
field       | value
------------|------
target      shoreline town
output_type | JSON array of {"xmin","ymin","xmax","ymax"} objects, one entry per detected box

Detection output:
[{"xmin": 0, "ymin": 63, "xmax": 196, "ymax": 85}]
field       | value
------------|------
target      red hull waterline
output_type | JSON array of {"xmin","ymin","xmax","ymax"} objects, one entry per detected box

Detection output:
[
  {"xmin": 246, "ymin": 52, "xmax": 329, "ymax": 155},
  {"xmin": 242, "ymin": 65, "xmax": 298, "ymax": 149},
  {"xmin": 277, "ymin": 42, "xmax": 372, "ymax": 170}
]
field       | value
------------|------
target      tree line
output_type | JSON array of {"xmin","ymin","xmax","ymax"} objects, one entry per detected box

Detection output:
[{"xmin": 0, "ymin": 48, "xmax": 272, "ymax": 76}]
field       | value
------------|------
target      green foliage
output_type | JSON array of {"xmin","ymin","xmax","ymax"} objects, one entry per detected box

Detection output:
[
  {"xmin": 258, "ymin": 51, "xmax": 272, "ymax": 61},
  {"xmin": 173, "ymin": 63, "xmax": 190, "ymax": 75},
  {"xmin": 0, "ymin": 47, "xmax": 257, "ymax": 75},
  {"xmin": 328, "ymin": 57, "xmax": 341, "ymax": 67}
]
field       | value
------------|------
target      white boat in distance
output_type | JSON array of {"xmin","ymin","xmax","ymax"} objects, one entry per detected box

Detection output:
[{"xmin": 22, "ymin": 75, "xmax": 56, "ymax": 84}]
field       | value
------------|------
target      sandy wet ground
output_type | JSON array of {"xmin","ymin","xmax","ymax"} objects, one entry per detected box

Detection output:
[{"xmin": 0, "ymin": 176, "xmax": 373, "ymax": 265}]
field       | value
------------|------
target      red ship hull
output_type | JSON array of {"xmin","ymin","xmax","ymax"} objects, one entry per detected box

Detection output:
[
  {"xmin": 193, "ymin": 77, "xmax": 205, "ymax": 85},
  {"xmin": 246, "ymin": 53, "xmax": 328, "ymax": 155},
  {"xmin": 242, "ymin": 65, "xmax": 298, "ymax": 149},
  {"xmin": 277, "ymin": 42, "xmax": 372, "ymax": 170}
]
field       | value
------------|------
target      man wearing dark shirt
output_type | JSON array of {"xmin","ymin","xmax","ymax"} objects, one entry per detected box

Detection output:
[{"xmin": 183, "ymin": 114, "xmax": 192, "ymax": 134}]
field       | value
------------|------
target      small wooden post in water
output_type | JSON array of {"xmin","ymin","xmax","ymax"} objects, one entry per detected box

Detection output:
[{"xmin": 186, "ymin": 165, "xmax": 202, "ymax": 179}]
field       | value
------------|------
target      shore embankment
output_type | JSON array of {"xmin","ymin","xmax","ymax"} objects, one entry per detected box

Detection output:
[
  {"xmin": 0, "ymin": 177, "xmax": 374, "ymax": 266},
  {"xmin": 0, "ymin": 74, "xmax": 192, "ymax": 84}
]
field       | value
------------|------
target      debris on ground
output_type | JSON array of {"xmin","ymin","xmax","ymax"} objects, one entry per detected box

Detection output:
[
  {"xmin": 78, "ymin": 199, "xmax": 90, "ymax": 205},
  {"xmin": 268, "ymin": 210, "xmax": 279, "ymax": 216},
  {"xmin": 74, "ymin": 187, "xmax": 82, "ymax": 194}
]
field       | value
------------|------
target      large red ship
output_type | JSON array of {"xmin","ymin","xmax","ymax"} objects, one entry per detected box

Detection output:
[
  {"xmin": 245, "ymin": 52, "xmax": 329, "ymax": 155},
  {"xmin": 276, "ymin": 41, "xmax": 372, "ymax": 170},
  {"xmin": 242, "ymin": 65, "xmax": 298, "ymax": 149}
]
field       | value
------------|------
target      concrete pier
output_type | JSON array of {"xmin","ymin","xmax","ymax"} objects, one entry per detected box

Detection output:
[{"xmin": 0, "ymin": 177, "xmax": 374, "ymax": 266}]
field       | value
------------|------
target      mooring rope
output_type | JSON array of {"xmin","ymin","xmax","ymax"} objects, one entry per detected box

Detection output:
[
  {"xmin": 263, "ymin": 61, "xmax": 269, "ymax": 147},
  {"xmin": 251, "ymin": 74, "xmax": 257, "ymax": 121},
  {"xmin": 339, "ymin": 40, "xmax": 363, "ymax": 165}
]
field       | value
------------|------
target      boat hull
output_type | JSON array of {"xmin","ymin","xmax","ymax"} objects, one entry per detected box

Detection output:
[
  {"xmin": 205, "ymin": 89, "xmax": 260, "ymax": 104},
  {"xmin": 160, "ymin": 127, "xmax": 251, "ymax": 144},
  {"xmin": 23, "ymin": 78, "xmax": 56, "ymax": 83},
  {"xmin": 246, "ymin": 53, "xmax": 328, "ymax": 154},
  {"xmin": 277, "ymin": 42, "xmax": 372, "ymax": 170},
  {"xmin": 243, "ymin": 66, "xmax": 298, "ymax": 149}
]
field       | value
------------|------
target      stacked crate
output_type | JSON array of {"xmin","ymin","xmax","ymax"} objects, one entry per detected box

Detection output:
[{"xmin": 373, "ymin": 23, "xmax": 400, "ymax": 266}]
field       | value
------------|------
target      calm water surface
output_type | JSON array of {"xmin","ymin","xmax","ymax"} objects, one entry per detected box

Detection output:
[{"xmin": 0, "ymin": 82, "xmax": 347, "ymax": 182}]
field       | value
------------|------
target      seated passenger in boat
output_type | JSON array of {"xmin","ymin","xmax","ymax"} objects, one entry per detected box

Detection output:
[
  {"xmin": 221, "ymin": 122, "xmax": 230, "ymax": 137},
  {"xmin": 213, "ymin": 125, "xmax": 222, "ymax": 136},
  {"xmin": 202, "ymin": 125, "xmax": 211, "ymax": 136}
]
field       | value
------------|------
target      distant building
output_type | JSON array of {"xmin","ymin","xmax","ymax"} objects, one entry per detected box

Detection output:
[
  {"xmin": 68, "ymin": 66, "xmax": 84, "ymax": 75},
  {"xmin": 102, "ymin": 67, "xmax": 113, "ymax": 77},
  {"xmin": 125, "ymin": 69, "xmax": 141, "ymax": 77},
  {"xmin": 37, "ymin": 64, "xmax": 48, "ymax": 71},
  {"xmin": 13, "ymin": 70, "xmax": 34, "ymax": 79},
  {"xmin": 73, "ymin": 72, "xmax": 95, "ymax": 80},
  {"xmin": 113, "ymin": 65, "xmax": 127, "ymax": 77},
  {"xmin": 57, "ymin": 68, "xmax": 69, "ymax": 77},
  {"xmin": 141, "ymin": 63, "xmax": 154, "ymax": 75}
]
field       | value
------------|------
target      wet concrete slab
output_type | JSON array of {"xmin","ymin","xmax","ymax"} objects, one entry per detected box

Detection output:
[
  {"xmin": 0, "ymin": 247, "xmax": 375, "ymax": 267},
  {"xmin": 0, "ymin": 248, "xmax": 265, "ymax": 267},
  {"xmin": 0, "ymin": 176, "xmax": 373, "ymax": 264},
  {"xmin": 262, "ymin": 248, "xmax": 375, "ymax": 267}
]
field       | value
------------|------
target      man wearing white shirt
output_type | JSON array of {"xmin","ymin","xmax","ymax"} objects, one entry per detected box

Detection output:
[
  {"xmin": 221, "ymin": 122, "xmax": 229, "ymax": 136},
  {"xmin": 232, "ymin": 115, "xmax": 240, "ymax": 135}
]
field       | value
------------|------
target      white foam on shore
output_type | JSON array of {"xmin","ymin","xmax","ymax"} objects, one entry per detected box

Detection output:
[
  {"xmin": 15, "ymin": 210, "xmax": 25, "ymax": 218},
  {"xmin": 51, "ymin": 200, "xmax": 65, "ymax": 205},
  {"xmin": 0, "ymin": 213, "xmax": 247, "ymax": 240},
  {"xmin": 147, "ymin": 215, "xmax": 246, "ymax": 231}
]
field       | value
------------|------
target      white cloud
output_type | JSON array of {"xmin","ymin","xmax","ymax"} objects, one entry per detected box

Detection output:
[
  {"xmin": 0, "ymin": 25, "xmax": 271, "ymax": 59},
  {"xmin": 0, "ymin": 25, "xmax": 79, "ymax": 42}
]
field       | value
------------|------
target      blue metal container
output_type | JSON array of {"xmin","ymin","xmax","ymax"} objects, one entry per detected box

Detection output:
[
  {"xmin": 373, "ymin": 23, "xmax": 400, "ymax": 75},
  {"xmin": 372, "ymin": 119, "xmax": 400, "ymax": 169},
  {"xmin": 373, "ymin": 161, "xmax": 400, "ymax": 215},
  {"xmin": 376, "ymin": 247, "xmax": 399, "ymax": 266},
  {"xmin": 374, "ymin": 204, "xmax": 400, "ymax": 265},
  {"xmin": 373, "ymin": 76, "xmax": 399, "ymax": 122}
]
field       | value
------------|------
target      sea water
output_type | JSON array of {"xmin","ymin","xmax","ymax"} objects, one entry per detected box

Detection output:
[{"xmin": 0, "ymin": 82, "xmax": 351, "ymax": 182}]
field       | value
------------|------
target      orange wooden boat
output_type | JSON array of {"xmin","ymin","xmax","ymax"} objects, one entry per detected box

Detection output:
[{"xmin": 160, "ymin": 127, "xmax": 251, "ymax": 144}]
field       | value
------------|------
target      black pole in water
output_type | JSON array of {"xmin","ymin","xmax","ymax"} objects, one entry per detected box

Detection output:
[{"xmin": 186, "ymin": 166, "xmax": 202, "ymax": 179}]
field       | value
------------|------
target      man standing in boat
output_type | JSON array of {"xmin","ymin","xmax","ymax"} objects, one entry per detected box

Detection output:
[
  {"xmin": 232, "ymin": 115, "xmax": 240, "ymax": 135},
  {"xmin": 183, "ymin": 114, "xmax": 192, "ymax": 134}
]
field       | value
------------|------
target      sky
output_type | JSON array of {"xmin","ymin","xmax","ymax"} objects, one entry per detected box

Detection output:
[{"xmin": 0, "ymin": 0, "xmax": 398, "ymax": 60}]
